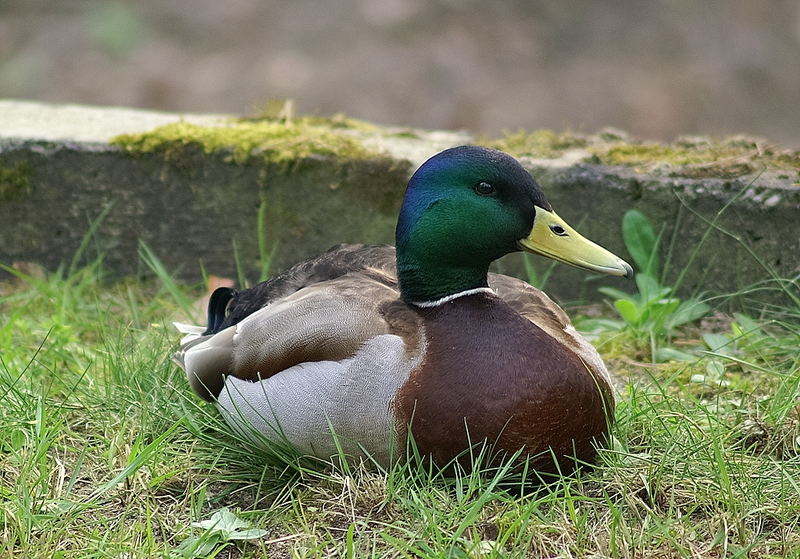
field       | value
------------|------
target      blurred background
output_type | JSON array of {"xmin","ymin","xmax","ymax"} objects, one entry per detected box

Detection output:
[{"xmin": 2, "ymin": 0, "xmax": 799, "ymax": 146}]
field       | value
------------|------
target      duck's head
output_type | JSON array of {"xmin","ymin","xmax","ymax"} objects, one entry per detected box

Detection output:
[{"xmin": 396, "ymin": 145, "xmax": 632, "ymax": 304}]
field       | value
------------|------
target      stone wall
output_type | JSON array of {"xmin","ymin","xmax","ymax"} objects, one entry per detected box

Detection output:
[{"xmin": 1, "ymin": 100, "xmax": 798, "ymax": 304}]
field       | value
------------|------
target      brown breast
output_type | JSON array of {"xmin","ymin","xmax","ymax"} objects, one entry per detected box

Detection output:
[{"xmin": 393, "ymin": 293, "xmax": 614, "ymax": 473}]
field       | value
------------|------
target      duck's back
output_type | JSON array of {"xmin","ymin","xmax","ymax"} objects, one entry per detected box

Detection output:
[{"xmin": 206, "ymin": 244, "xmax": 396, "ymax": 334}]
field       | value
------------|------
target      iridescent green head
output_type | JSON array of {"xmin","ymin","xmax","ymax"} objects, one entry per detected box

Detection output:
[{"xmin": 395, "ymin": 146, "xmax": 632, "ymax": 304}]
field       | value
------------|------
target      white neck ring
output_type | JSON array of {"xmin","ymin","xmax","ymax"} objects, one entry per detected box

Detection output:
[{"xmin": 410, "ymin": 287, "xmax": 495, "ymax": 308}]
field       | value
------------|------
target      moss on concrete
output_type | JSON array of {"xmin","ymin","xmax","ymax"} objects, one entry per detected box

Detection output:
[
  {"xmin": 597, "ymin": 137, "xmax": 800, "ymax": 178},
  {"xmin": 488, "ymin": 130, "xmax": 800, "ymax": 179},
  {"xmin": 600, "ymin": 143, "xmax": 727, "ymax": 166},
  {"xmin": 488, "ymin": 130, "xmax": 587, "ymax": 158},
  {"xmin": 300, "ymin": 113, "xmax": 381, "ymax": 132},
  {"xmin": 111, "ymin": 117, "xmax": 384, "ymax": 166},
  {"xmin": 0, "ymin": 161, "xmax": 32, "ymax": 201},
  {"xmin": 249, "ymin": 99, "xmax": 380, "ymax": 132}
]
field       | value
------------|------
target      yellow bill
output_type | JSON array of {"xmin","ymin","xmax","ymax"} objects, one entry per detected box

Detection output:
[{"xmin": 519, "ymin": 207, "xmax": 633, "ymax": 278}]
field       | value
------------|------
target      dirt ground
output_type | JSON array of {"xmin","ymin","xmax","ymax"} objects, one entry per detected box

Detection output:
[{"xmin": 1, "ymin": 0, "xmax": 799, "ymax": 146}]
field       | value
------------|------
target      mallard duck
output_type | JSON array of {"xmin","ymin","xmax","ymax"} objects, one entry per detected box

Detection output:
[{"xmin": 174, "ymin": 146, "xmax": 632, "ymax": 473}]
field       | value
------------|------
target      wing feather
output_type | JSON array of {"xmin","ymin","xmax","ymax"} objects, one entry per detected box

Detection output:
[{"xmin": 175, "ymin": 269, "xmax": 407, "ymax": 401}]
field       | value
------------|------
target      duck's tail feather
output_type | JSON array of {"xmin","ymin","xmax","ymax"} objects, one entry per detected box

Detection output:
[
  {"xmin": 172, "ymin": 326, "xmax": 236, "ymax": 402},
  {"xmin": 205, "ymin": 286, "xmax": 237, "ymax": 334},
  {"xmin": 173, "ymin": 321, "xmax": 207, "ymax": 345}
]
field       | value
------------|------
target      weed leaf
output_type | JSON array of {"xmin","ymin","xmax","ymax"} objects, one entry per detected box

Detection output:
[
  {"xmin": 622, "ymin": 209, "xmax": 659, "ymax": 277},
  {"xmin": 653, "ymin": 347, "xmax": 696, "ymax": 362},
  {"xmin": 598, "ymin": 286, "xmax": 633, "ymax": 301},
  {"xmin": 665, "ymin": 299, "xmax": 710, "ymax": 330},
  {"xmin": 634, "ymin": 273, "xmax": 665, "ymax": 303},
  {"xmin": 614, "ymin": 299, "xmax": 640, "ymax": 325},
  {"xmin": 702, "ymin": 332, "xmax": 731, "ymax": 353},
  {"xmin": 191, "ymin": 508, "xmax": 268, "ymax": 541}
]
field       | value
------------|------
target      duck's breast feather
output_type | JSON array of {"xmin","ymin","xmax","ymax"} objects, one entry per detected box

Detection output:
[{"xmin": 489, "ymin": 273, "xmax": 613, "ymax": 388}]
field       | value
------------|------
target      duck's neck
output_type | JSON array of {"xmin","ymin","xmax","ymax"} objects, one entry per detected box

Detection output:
[{"xmin": 396, "ymin": 251, "xmax": 491, "ymax": 306}]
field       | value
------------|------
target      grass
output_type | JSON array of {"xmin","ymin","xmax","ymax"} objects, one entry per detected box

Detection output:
[{"xmin": 1, "ymin": 251, "xmax": 798, "ymax": 558}]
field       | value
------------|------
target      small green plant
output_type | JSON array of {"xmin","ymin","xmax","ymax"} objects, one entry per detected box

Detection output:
[
  {"xmin": 580, "ymin": 209, "xmax": 710, "ymax": 362},
  {"xmin": 256, "ymin": 198, "xmax": 277, "ymax": 283},
  {"xmin": 173, "ymin": 508, "xmax": 268, "ymax": 558}
]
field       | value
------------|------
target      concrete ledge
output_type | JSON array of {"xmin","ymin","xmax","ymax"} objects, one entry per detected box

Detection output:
[{"xmin": 1, "ymin": 100, "xmax": 798, "ymax": 303}]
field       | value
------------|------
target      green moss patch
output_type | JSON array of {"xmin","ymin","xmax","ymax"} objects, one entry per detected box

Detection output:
[
  {"xmin": 600, "ymin": 143, "xmax": 730, "ymax": 166},
  {"xmin": 597, "ymin": 137, "xmax": 800, "ymax": 178},
  {"xmin": 0, "ymin": 161, "xmax": 33, "ymax": 201},
  {"xmin": 111, "ymin": 117, "xmax": 384, "ymax": 165},
  {"xmin": 489, "ymin": 130, "xmax": 800, "ymax": 179},
  {"xmin": 488, "ymin": 130, "xmax": 587, "ymax": 158}
]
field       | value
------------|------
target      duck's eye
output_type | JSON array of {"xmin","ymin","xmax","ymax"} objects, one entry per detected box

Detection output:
[
  {"xmin": 550, "ymin": 224, "xmax": 567, "ymax": 236},
  {"xmin": 474, "ymin": 181, "xmax": 495, "ymax": 196}
]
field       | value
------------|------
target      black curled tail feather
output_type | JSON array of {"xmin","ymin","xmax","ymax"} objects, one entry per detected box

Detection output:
[{"xmin": 204, "ymin": 287, "xmax": 237, "ymax": 335}]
